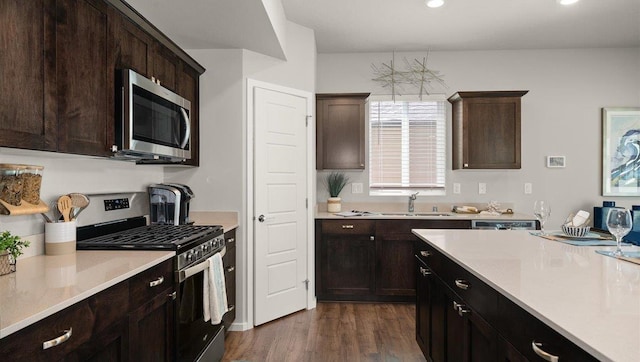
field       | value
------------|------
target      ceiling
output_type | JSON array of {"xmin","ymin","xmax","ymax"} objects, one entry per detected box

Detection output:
[{"xmin": 126, "ymin": 0, "xmax": 639, "ymax": 55}]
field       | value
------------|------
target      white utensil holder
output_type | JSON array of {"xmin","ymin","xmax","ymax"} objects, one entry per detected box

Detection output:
[{"xmin": 45, "ymin": 220, "xmax": 77, "ymax": 256}]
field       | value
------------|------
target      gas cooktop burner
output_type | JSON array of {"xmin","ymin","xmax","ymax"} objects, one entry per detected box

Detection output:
[{"xmin": 76, "ymin": 224, "xmax": 223, "ymax": 250}]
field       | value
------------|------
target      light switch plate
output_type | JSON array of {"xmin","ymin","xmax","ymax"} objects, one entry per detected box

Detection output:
[
  {"xmin": 524, "ymin": 183, "xmax": 533, "ymax": 194},
  {"xmin": 453, "ymin": 183, "xmax": 461, "ymax": 194},
  {"xmin": 352, "ymin": 183, "xmax": 363, "ymax": 194},
  {"xmin": 478, "ymin": 183, "xmax": 487, "ymax": 194}
]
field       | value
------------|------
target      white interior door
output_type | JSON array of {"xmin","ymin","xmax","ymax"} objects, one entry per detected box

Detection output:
[{"xmin": 253, "ymin": 85, "xmax": 309, "ymax": 326}]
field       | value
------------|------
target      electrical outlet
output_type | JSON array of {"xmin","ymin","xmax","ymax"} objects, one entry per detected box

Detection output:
[
  {"xmin": 453, "ymin": 183, "xmax": 461, "ymax": 194},
  {"xmin": 524, "ymin": 183, "xmax": 533, "ymax": 194},
  {"xmin": 478, "ymin": 183, "xmax": 487, "ymax": 194},
  {"xmin": 352, "ymin": 183, "xmax": 363, "ymax": 194}
]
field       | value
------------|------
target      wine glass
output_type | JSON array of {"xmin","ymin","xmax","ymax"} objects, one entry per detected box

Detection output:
[
  {"xmin": 533, "ymin": 201, "xmax": 551, "ymax": 235},
  {"xmin": 606, "ymin": 208, "xmax": 632, "ymax": 257}
]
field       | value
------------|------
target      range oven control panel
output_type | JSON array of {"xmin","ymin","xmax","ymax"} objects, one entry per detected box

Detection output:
[{"xmin": 104, "ymin": 198, "xmax": 130, "ymax": 211}]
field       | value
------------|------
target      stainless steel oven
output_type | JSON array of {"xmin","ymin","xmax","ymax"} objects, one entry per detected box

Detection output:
[
  {"xmin": 75, "ymin": 192, "xmax": 227, "ymax": 362},
  {"xmin": 177, "ymin": 242, "xmax": 226, "ymax": 362}
]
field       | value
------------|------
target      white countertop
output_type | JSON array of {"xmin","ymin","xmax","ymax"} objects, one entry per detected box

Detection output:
[
  {"xmin": 190, "ymin": 211, "xmax": 239, "ymax": 231},
  {"xmin": 316, "ymin": 210, "xmax": 536, "ymax": 220},
  {"xmin": 0, "ymin": 250, "xmax": 175, "ymax": 338},
  {"xmin": 412, "ymin": 229, "xmax": 640, "ymax": 362}
]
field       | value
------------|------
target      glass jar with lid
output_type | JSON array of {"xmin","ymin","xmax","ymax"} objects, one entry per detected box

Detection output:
[
  {"xmin": 0, "ymin": 164, "xmax": 25, "ymax": 206},
  {"xmin": 20, "ymin": 165, "xmax": 44, "ymax": 204}
]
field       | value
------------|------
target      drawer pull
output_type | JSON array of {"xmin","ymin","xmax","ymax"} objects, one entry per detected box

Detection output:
[
  {"xmin": 228, "ymin": 304, "xmax": 236, "ymax": 311},
  {"xmin": 342, "ymin": 225, "xmax": 354, "ymax": 229},
  {"xmin": 149, "ymin": 276, "xmax": 164, "ymax": 287},
  {"xmin": 42, "ymin": 328, "xmax": 72, "ymax": 350},
  {"xmin": 454, "ymin": 279, "xmax": 470, "ymax": 290},
  {"xmin": 227, "ymin": 237, "xmax": 235, "ymax": 243},
  {"xmin": 532, "ymin": 341, "xmax": 559, "ymax": 362},
  {"xmin": 420, "ymin": 250, "xmax": 432, "ymax": 257},
  {"xmin": 226, "ymin": 266, "xmax": 235, "ymax": 272},
  {"xmin": 168, "ymin": 291, "xmax": 177, "ymax": 300},
  {"xmin": 419, "ymin": 267, "xmax": 432, "ymax": 276}
]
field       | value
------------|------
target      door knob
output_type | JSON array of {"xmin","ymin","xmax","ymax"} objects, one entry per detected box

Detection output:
[{"xmin": 258, "ymin": 215, "xmax": 265, "ymax": 222}]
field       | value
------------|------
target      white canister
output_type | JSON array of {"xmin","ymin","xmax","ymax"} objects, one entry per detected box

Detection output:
[{"xmin": 45, "ymin": 220, "xmax": 77, "ymax": 256}]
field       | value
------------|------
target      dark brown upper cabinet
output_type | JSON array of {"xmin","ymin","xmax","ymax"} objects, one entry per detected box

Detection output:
[
  {"xmin": 176, "ymin": 62, "xmax": 200, "ymax": 166},
  {"xmin": 448, "ymin": 91, "xmax": 528, "ymax": 169},
  {"xmin": 56, "ymin": 0, "xmax": 113, "ymax": 157},
  {"xmin": 316, "ymin": 93, "xmax": 370, "ymax": 170},
  {"xmin": 0, "ymin": 0, "xmax": 204, "ymax": 164},
  {"xmin": 0, "ymin": 0, "xmax": 57, "ymax": 152}
]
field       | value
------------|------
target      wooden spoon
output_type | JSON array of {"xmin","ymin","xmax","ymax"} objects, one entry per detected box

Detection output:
[
  {"xmin": 68, "ymin": 193, "xmax": 90, "ymax": 220},
  {"xmin": 57, "ymin": 195, "xmax": 72, "ymax": 222}
]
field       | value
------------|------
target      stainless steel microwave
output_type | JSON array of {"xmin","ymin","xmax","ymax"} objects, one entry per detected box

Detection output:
[{"xmin": 113, "ymin": 69, "xmax": 191, "ymax": 162}]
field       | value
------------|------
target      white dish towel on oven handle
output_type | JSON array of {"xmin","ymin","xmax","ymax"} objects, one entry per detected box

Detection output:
[{"xmin": 203, "ymin": 248, "xmax": 228, "ymax": 324}]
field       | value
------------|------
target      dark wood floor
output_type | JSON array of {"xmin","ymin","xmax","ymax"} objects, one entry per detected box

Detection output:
[{"xmin": 222, "ymin": 302, "xmax": 426, "ymax": 362}]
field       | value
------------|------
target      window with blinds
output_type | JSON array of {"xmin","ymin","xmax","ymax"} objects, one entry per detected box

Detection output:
[{"xmin": 369, "ymin": 97, "xmax": 446, "ymax": 195}]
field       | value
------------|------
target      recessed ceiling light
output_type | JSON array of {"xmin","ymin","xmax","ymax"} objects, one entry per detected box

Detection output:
[
  {"xmin": 557, "ymin": 0, "xmax": 580, "ymax": 5},
  {"xmin": 426, "ymin": 0, "xmax": 444, "ymax": 8}
]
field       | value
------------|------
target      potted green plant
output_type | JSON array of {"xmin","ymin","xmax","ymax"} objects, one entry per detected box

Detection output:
[
  {"xmin": 325, "ymin": 171, "xmax": 349, "ymax": 213},
  {"xmin": 0, "ymin": 230, "xmax": 30, "ymax": 275}
]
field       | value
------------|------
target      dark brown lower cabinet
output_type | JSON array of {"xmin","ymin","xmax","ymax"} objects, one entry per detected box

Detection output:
[
  {"xmin": 415, "ymin": 241, "xmax": 599, "ymax": 362},
  {"xmin": 0, "ymin": 258, "xmax": 175, "ymax": 362},
  {"xmin": 129, "ymin": 286, "xmax": 175, "ymax": 361},
  {"xmin": 0, "ymin": 282, "xmax": 129, "ymax": 362},
  {"xmin": 222, "ymin": 228, "xmax": 237, "ymax": 332},
  {"xmin": 316, "ymin": 220, "xmax": 376, "ymax": 300},
  {"xmin": 316, "ymin": 219, "xmax": 471, "ymax": 302}
]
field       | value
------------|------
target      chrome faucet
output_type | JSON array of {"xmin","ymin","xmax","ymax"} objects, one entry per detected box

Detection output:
[{"xmin": 408, "ymin": 192, "xmax": 419, "ymax": 213}]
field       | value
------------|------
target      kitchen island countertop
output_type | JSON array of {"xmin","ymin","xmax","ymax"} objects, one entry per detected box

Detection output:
[
  {"xmin": 413, "ymin": 229, "xmax": 640, "ymax": 362},
  {"xmin": 0, "ymin": 250, "xmax": 174, "ymax": 338}
]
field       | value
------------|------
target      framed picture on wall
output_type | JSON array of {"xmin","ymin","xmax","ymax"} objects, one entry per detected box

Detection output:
[{"xmin": 602, "ymin": 107, "xmax": 640, "ymax": 196}]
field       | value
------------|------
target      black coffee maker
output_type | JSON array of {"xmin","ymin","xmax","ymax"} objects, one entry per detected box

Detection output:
[{"xmin": 148, "ymin": 183, "xmax": 195, "ymax": 225}]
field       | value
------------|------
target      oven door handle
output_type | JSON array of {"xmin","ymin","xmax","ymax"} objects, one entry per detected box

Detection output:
[{"xmin": 179, "ymin": 258, "xmax": 210, "ymax": 283}]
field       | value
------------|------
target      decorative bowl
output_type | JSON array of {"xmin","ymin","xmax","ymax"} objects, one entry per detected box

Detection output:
[{"xmin": 561, "ymin": 224, "xmax": 591, "ymax": 238}]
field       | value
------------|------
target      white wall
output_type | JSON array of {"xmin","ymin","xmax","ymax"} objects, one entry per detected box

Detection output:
[
  {"xmin": 167, "ymin": 20, "xmax": 316, "ymax": 330},
  {"xmin": 0, "ymin": 148, "xmax": 164, "ymax": 257},
  {"xmin": 316, "ymin": 48, "xmax": 640, "ymax": 229}
]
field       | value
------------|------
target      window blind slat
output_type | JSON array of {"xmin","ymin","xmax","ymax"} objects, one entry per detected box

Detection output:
[{"xmin": 369, "ymin": 100, "xmax": 446, "ymax": 193}]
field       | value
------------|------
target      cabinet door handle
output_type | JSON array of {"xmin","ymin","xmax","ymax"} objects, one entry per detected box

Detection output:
[
  {"xmin": 370, "ymin": 235, "xmax": 375, "ymax": 241},
  {"xmin": 342, "ymin": 225, "xmax": 354, "ymax": 229},
  {"xmin": 419, "ymin": 267, "xmax": 431, "ymax": 276},
  {"xmin": 168, "ymin": 291, "xmax": 177, "ymax": 300},
  {"xmin": 452, "ymin": 301, "xmax": 462, "ymax": 311},
  {"xmin": 227, "ymin": 237, "xmax": 235, "ymax": 244},
  {"xmin": 226, "ymin": 266, "xmax": 235, "ymax": 272},
  {"xmin": 228, "ymin": 304, "xmax": 235, "ymax": 312},
  {"xmin": 455, "ymin": 279, "xmax": 470, "ymax": 290},
  {"xmin": 531, "ymin": 341, "xmax": 559, "ymax": 362},
  {"xmin": 149, "ymin": 276, "xmax": 164, "ymax": 287},
  {"xmin": 42, "ymin": 328, "xmax": 72, "ymax": 350},
  {"xmin": 458, "ymin": 306, "xmax": 471, "ymax": 317},
  {"xmin": 420, "ymin": 250, "xmax": 432, "ymax": 257}
]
